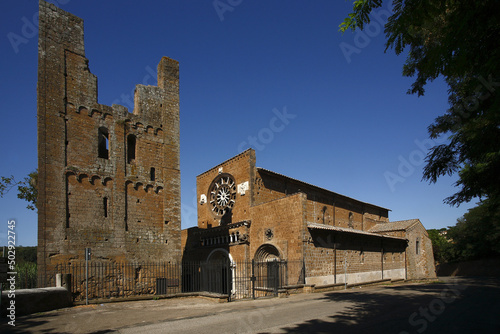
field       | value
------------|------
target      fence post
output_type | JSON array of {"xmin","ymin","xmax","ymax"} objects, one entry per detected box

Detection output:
[
  {"xmin": 344, "ymin": 257, "xmax": 347, "ymax": 290},
  {"xmin": 227, "ymin": 259, "xmax": 231, "ymax": 302},
  {"xmin": 274, "ymin": 260, "xmax": 278, "ymax": 296},
  {"xmin": 251, "ymin": 259, "xmax": 255, "ymax": 300}
]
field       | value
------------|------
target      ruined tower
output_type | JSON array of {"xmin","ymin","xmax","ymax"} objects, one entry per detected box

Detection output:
[{"xmin": 37, "ymin": 1, "xmax": 181, "ymax": 285}]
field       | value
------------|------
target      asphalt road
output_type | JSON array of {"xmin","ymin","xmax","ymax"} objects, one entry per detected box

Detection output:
[{"xmin": 2, "ymin": 277, "xmax": 500, "ymax": 334}]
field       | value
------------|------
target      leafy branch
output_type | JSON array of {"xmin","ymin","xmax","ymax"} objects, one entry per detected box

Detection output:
[{"xmin": 0, "ymin": 170, "xmax": 38, "ymax": 211}]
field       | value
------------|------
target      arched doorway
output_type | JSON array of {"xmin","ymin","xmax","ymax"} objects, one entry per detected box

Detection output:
[
  {"xmin": 253, "ymin": 244, "xmax": 283, "ymax": 296},
  {"xmin": 205, "ymin": 249, "xmax": 234, "ymax": 295},
  {"xmin": 254, "ymin": 244, "xmax": 281, "ymax": 262}
]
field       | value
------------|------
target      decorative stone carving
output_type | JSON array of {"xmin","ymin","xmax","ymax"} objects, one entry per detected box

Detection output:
[
  {"xmin": 199, "ymin": 194, "xmax": 207, "ymax": 205},
  {"xmin": 209, "ymin": 174, "xmax": 236, "ymax": 216},
  {"xmin": 237, "ymin": 181, "xmax": 249, "ymax": 196},
  {"xmin": 265, "ymin": 228, "xmax": 274, "ymax": 240}
]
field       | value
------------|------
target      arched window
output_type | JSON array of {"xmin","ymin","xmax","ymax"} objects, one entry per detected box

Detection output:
[
  {"xmin": 103, "ymin": 197, "xmax": 108, "ymax": 217},
  {"xmin": 127, "ymin": 134, "xmax": 136, "ymax": 164},
  {"xmin": 98, "ymin": 127, "xmax": 109, "ymax": 159},
  {"xmin": 348, "ymin": 212, "xmax": 354, "ymax": 228}
]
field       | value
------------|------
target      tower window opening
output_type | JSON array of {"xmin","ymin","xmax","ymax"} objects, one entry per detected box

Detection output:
[
  {"xmin": 127, "ymin": 134, "xmax": 136, "ymax": 163},
  {"xmin": 150, "ymin": 167, "xmax": 156, "ymax": 181},
  {"xmin": 103, "ymin": 197, "xmax": 108, "ymax": 217},
  {"xmin": 98, "ymin": 127, "xmax": 109, "ymax": 159}
]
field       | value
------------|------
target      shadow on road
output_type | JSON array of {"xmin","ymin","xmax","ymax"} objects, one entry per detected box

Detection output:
[
  {"xmin": 0, "ymin": 311, "xmax": 114, "ymax": 334},
  {"xmin": 274, "ymin": 277, "xmax": 500, "ymax": 334}
]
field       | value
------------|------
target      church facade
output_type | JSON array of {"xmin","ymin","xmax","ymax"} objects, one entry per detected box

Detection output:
[{"xmin": 182, "ymin": 149, "xmax": 436, "ymax": 289}]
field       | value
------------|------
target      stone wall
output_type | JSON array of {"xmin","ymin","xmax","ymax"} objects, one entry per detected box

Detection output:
[
  {"xmin": 254, "ymin": 169, "xmax": 390, "ymax": 231},
  {"xmin": 249, "ymin": 192, "xmax": 306, "ymax": 263},
  {"xmin": 197, "ymin": 149, "xmax": 255, "ymax": 229},
  {"xmin": 304, "ymin": 229, "xmax": 406, "ymax": 285},
  {"xmin": 1, "ymin": 288, "xmax": 72, "ymax": 317},
  {"xmin": 405, "ymin": 224, "xmax": 436, "ymax": 279}
]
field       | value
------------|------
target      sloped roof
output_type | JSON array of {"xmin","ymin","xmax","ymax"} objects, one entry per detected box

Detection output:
[
  {"xmin": 257, "ymin": 167, "xmax": 391, "ymax": 211},
  {"xmin": 307, "ymin": 222, "xmax": 407, "ymax": 241},
  {"xmin": 368, "ymin": 219, "xmax": 420, "ymax": 233}
]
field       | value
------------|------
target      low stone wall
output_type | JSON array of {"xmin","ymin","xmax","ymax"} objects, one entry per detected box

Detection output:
[
  {"xmin": 1, "ymin": 287, "xmax": 72, "ymax": 317},
  {"xmin": 305, "ymin": 268, "xmax": 405, "ymax": 286}
]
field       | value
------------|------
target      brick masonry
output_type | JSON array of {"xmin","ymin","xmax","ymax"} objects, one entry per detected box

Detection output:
[
  {"xmin": 37, "ymin": 1, "xmax": 181, "ymax": 285},
  {"xmin": 183, "ymin": 149, "xmax": 436, "ymax": 287}
]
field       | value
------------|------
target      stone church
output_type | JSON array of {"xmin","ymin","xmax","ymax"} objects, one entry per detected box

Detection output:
[
  {"xmin": 36, "ymin": 1, "xmax": 435, "ymax": 291},
  {"xmin": 182, "ymin": 149, "xmax": 436, "ymax": 287}
]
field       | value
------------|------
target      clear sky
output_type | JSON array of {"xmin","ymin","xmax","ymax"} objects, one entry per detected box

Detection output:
[{"xmin": 0, "ymin": 0, "xmax": 476, "ymax": 246}]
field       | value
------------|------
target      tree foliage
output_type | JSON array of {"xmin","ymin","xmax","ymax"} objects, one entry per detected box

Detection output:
[
  {"xmin": 427, "ymin": 228, "xmax": 454, "ymax": 264},
  {"xmin": 447, "ymin": 199, "xmax": 500, "ymax": 260},
  {"xmin": 428, "ymin": 199, "xmax": 500, "ymax": 263},
  {"xmin": 341, "ymin": 0, "xmax": 500, "ymax": 207},
  {"xmin": 0, "ymin": 170, "xmax": 38, "ymax": 211},
  {"xmin": 10, "ymin": 246, "xmax": 37, "ymax": 264}
]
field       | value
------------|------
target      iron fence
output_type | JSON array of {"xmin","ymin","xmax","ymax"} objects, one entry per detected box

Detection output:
[
  {"xmin": 42, "ymin": 262, "xmax": 181, "ymax": 301},
  {"xmin": 182, "ymin": 259, "xmax": 305, "ymax": 300},
  {"xmin": 39, "ymin": 259, "xmax": 305, "ymax": 302}
]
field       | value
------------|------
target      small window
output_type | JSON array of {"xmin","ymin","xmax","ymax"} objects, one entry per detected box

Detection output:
[
  {"xmin": 150, "ymin": 167, "xmax": 156, "ymax": 181},
  {"xmin": 416, "ymin": 239, "xmax": 420, "ymax": 255},
  {"xmin": 98, "ymin": 127, "xmax": 109, "ymax": 159},
  {"xmin": 127, "ymin": 134, "xmax": 136, "ymax": 163},
  {"xmin": 103, "ymin": 197, "xmax": 108, "ymax": 217}
]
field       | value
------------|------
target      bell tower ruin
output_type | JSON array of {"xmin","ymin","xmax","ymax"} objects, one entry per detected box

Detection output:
[{"xmin": 37, "ymin": 0, "xmax": 181, "ymax": 285}]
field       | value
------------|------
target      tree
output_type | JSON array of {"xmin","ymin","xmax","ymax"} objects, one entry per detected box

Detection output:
[
  {"xmin": 428, "ymin": 199, "xmax": 500, "ymax": 263},
  {"xmin": 446, "ymin": 199, "xmax": 500, "ymax": 260},
  {"xmin": 341, "ymin": 0, "xmax": 500, "ymax": 207},
  {"xmin": 427, "ymin": 228, "xmax": 454, "ymax": 264},
  {"xmin": 0, "ymin": 170, "xmax": 38, "ymax": 211}
]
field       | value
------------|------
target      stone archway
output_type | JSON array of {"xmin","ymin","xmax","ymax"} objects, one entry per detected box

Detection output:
[
  {"xmin": 253, "ymin": 244, "xmax": 283, "ymax": 295},
  {"xmin": 205, "ymin": 248, "xmax": 234, "ymax": 295},
  {"xmin": 254, "ymin": 244, "xmax": 281, "ymax": 262}
]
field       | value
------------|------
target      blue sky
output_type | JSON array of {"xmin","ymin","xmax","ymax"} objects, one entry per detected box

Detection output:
[{"xmin": 0, "ymin": 0, "xmax": 476, "ymax": 246}]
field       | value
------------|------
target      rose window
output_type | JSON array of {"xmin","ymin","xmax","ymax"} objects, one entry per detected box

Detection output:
[{"xmin": 209, "ymin": 174, "xmax": 237, "ymax": 216}]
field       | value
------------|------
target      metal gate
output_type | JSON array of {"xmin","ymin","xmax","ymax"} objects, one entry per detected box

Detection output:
[
  {"xmin": 201, "ymin": 259, "xmax": 231, "ymax": 295},
  {"xmin": 181, "ymin": 260, "xmax": 232, "ymax": 296},
  {"xmin": 182, "ymin": 259, "xmax": 298, "ymax": 301},
  {"xmin": 251, "ymin": 259, "xmax": 287, "ymax": 299}
]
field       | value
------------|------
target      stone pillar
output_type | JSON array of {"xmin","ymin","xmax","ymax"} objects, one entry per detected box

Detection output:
[{"xmin": 56, "ymin": 273, "xmax": 72, "ymax": 292}]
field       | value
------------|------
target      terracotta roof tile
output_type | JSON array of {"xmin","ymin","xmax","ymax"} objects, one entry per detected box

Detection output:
[
  {"xmin": 368, "ymin": 219, "xmax": 420, "ymax": 233},
  {"xmin": 307, "ymin": 222, "xmax": 407, "ymax": 241}
]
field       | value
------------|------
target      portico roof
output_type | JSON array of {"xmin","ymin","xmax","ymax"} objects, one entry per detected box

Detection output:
[{"xmin": 307, "ymin": 222, "xmax": 407, "ymax": 241}]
